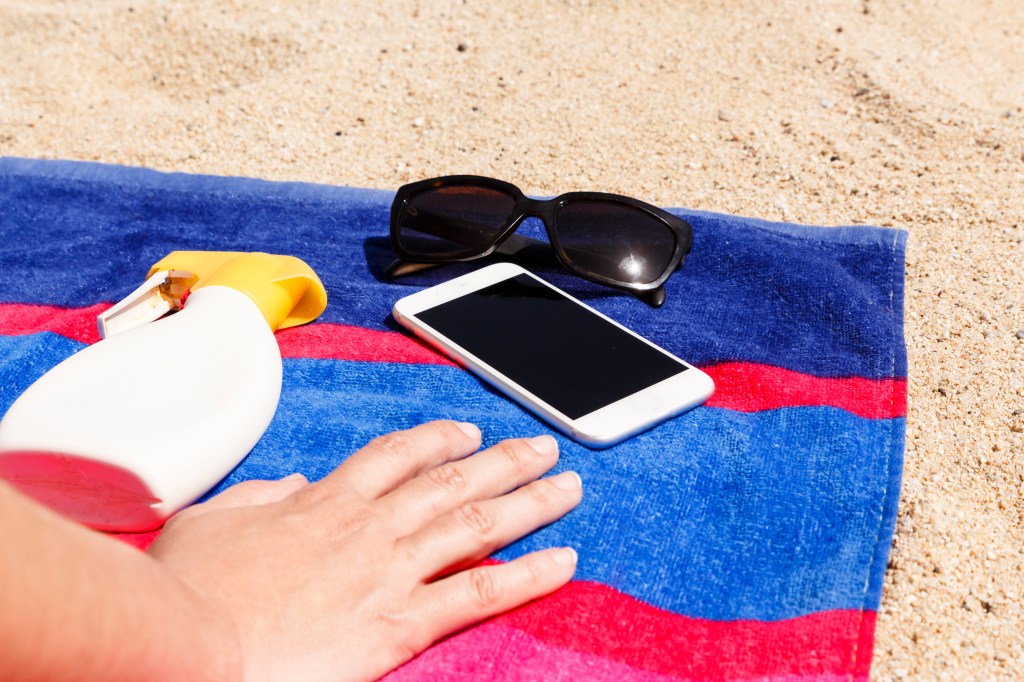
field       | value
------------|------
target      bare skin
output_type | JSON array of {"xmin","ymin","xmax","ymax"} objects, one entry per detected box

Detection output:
[{"xmin": 0, "ymin": 420, "xmax": 582, "ymax": 681}]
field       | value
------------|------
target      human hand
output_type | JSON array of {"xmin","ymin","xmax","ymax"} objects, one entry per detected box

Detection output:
[{"xmin": 147, "ymin": 421, "xmax": 582, "ymax": 682}]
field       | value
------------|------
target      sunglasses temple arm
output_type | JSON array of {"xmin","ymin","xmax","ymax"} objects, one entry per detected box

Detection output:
[
  {"xmin": 384, "ymin": 259, "xmax": 442, "ymax": 278},
  {"xmin": 638, "ymin": 286, "xmax": 666, "ymax": 308}
]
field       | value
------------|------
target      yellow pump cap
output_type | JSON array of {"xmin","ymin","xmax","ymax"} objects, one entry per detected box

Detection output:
[{"xmin": 147, "ymin": 251, "xmax": 328, "ymax": 331}]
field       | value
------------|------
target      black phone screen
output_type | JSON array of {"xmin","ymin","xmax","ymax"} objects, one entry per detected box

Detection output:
[{"xmin": 416, "ymin": 273, "xmax": 688, "ymax": 419}]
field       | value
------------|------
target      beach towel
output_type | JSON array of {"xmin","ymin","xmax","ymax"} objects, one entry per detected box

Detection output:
[{"xmin": 0, "ymin": 157, "xmax": 907, "ymax": 681}]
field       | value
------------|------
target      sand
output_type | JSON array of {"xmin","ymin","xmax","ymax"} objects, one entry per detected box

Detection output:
[{"xmin": 1, "ymin": 0, "xmax": 1021, "ymax": 678}]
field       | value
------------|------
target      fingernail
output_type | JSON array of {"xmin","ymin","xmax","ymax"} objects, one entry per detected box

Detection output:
[
  {"xmin": 283, "ymin": 473, "xmax": 307, "ymax": 483},
  {"xmin": 526, "ymin": 435, "xmax": 558, "ymax": 457},
  {"xmin": 553, "ymin": 547, "xmax": 578, "ymax": 567},
  {"xmin": 455, "ymin": 421, "xmax": 481, "ymax": 439},
  {"xmin": 550, "ymin": 470, "xmax": 581, "ymax": 492}
]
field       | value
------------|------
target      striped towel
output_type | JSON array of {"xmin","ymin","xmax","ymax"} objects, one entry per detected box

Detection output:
[{"xmin": 0, "ymin": 157, "xmax": 907, "ymax": 681}]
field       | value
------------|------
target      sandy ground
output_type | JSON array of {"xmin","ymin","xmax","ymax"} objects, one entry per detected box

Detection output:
[{"xmin": 1, "ymin": 0, "xmax": 1022, "ymax": 678}]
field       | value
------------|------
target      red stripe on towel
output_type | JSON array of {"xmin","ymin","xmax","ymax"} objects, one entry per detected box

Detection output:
[
  {"xmin": 0, "ymin": 303, "xmax": 105, "ymax": 345},
  {"xmin": 703, "ymin": 362, "xmax": 907, "ymax": 419},
  {"xmin": 489, "ymin": 579, "xmax": 875, "ymax": 680},
  {"xmin": 280, "ymin": 325, "xmax": 905, "ymax": 418},
  {"xmin": 1, "ymin": 305, "xmax": 905, "ymax": 418},
  {"xmin": 277, "ymin": 320, "xmax": 455, "ymax": 366},
  {"xmin": 388, "ymin": 621, "xmax": 871, "ymax": 682},
  {"xmin": 277, "ymin": 325, "xmax": 906, "ymax": 418},
  {"xmin": 0, "ymin": 303, "xmax": 454, "ymax": 366}
]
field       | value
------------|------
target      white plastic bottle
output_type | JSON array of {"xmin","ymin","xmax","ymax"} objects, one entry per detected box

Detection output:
[{"xmin": 0, "ymin": 251, "xmax": 327, "ymax": 532}]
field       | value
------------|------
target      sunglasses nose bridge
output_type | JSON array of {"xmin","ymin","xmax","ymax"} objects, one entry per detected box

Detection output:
[
  {"xmin": 516, "ymin": 197, "xmax": 561, "ymax": 240},
  {"xmin": 519, "ymin": 196, "xmax": 549, "ymax": 218}
]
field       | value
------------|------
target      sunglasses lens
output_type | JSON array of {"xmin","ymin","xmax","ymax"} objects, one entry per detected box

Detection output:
[
  {"xmin": 554, "ymin": 200, "xmax": 677, "ymax": 284},
  {"xmin": 396, "ymin": 185, "xmax": 517, "ymax": 256}
]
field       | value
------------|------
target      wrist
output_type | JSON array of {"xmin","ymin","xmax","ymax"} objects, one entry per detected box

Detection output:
[{"xmin": 155, "ymin": 562, "xmax": 246, "ymax": 682}]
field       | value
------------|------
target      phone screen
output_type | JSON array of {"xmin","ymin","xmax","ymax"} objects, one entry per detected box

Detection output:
[{"xmin": 415, "ymin": 273, "xmax": 688, "ymax": 419}]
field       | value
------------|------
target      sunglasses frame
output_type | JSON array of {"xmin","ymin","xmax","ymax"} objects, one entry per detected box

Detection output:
[{"xmin": 389, "ymin": 175, "xmax": 693, "ymax": 306}]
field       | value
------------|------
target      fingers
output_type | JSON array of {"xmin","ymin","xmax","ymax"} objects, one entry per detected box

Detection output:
[
  {"xmin": 325, "ymin": 420, "xmax": 482, "ymax": 499},
  {"xmin": 204, "ymin": 474, "xmax": 309, "ymax": 508},
  {"xmin": 380, "ymin": 435, "xmax": 560, "ymax": 530},
  {"xmin": 166, "ymin": 474, "xmax": 308, "ymax": 523},
  {"xmin": 413, "ymin": 547, "xmax": 578, "ymax": 638},
  {"xmin": 401, "ymin": 470, "xmax": 582, "ymax": 578}
]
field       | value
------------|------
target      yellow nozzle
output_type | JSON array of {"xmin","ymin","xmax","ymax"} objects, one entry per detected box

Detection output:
[{"xmin": 147, "ymin": 251, "xmax": 327, "ymax": 331}]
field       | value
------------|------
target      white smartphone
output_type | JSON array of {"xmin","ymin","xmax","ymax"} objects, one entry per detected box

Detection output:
[{"xmin": 392, "ymin": 263, "xmax": 714, "ymax": 448}]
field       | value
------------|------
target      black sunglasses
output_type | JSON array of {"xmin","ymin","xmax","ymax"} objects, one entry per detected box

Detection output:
[{"xmin": 386, "ymin": 175, "xmax": 693, "ymax": 307}]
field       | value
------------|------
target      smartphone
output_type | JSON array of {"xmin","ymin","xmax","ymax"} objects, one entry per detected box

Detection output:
[{"xmin": 392, "ymin": 263, "xmax": 714, "ymax": 448}]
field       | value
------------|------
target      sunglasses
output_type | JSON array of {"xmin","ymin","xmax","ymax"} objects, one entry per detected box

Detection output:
[{"xmin": 386, "ymin": 176, "xmax": 693, "ymax": 307}]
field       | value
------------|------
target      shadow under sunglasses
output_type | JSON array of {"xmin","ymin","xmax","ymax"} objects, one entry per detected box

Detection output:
[{"xmin": 364, "ymin": 235, "xmax": 631, "ymax": 304}]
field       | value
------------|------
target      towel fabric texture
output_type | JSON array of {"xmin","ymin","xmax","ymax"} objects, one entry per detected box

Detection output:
[{"xmin": 0, "ymin": 158, "xmax": 907, "ymax": 681}]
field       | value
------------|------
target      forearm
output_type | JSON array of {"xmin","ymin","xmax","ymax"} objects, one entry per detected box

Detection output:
[
  {"xmin": 0, "ymin": 422, "xmax": 581, "ymax": 682},
  {"xmin": 0, "ymin": 481, "xmax": 240, "ymax": 682}
]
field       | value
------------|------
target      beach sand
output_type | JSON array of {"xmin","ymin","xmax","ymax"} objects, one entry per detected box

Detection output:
[{"xmin": 1, "ymin": 0, "xmax": 1021, "ymax": 678}]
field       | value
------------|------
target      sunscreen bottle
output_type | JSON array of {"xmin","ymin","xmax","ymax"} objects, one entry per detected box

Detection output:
[{"xmin": 0, "ymin": 251, "xmax": 327, "ymax": 532}]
